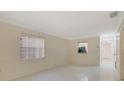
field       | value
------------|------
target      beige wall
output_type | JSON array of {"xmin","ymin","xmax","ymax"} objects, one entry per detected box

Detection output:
[
  {"xmin": 0, "ymin": 21, "xmax": 101, "ymax": 80},
  {"xmin": 120, "ymin": 26, "xmax": 124, "ymax": 80},
  {"xmin": 116, "ymin": 22, "xmax": 124, "ymax": 80},
  {"xmin": 69, "ymin": 37, "xmax": 100, "ymax": 66},
  {"xmin": 0, "ymin": 22, "xmax": 69, "ymax": 80}
]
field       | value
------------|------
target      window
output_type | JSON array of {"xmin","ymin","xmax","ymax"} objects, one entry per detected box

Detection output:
[
  {"xmin": 78, "ymin": 42, "xmax": 88, "ymax": 54},
  {"xmin": 20, "ymin": 35, "xmax": 45, "ymax": 60}
]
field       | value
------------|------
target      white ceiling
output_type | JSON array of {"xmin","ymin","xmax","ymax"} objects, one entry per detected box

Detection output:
[{"xmin": 0, "ymin": 11, "xmax": 120, "ymax": 39}]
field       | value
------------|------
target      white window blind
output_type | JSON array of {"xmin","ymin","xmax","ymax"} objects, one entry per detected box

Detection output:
[{"xmin": 20, "ymin": 35, "xmax": 45, "ymax": 60}]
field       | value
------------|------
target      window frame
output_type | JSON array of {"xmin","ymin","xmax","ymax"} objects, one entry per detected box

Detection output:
[
  {"xmin": 77, "ymin": 41, "xmax": 88, "ymax": 54},
  {"xmin": 20, "ymin": 33, "xmax": 45, "ymax": 61}
]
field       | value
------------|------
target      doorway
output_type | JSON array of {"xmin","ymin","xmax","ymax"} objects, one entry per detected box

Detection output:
[
  {"xmin": 100, "ymin": 34, "xmax": 117, "ymax": 80},
  {"xmin": 100, "ymin": 34, "xmax": 117, "ymax": 70}
]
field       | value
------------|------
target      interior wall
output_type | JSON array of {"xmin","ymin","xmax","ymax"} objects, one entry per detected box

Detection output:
[
  {"xmin": 120, "ymin": 26, "xmax": 124, "ymax": 80},
  {"xmin": 69, "ymin": 37, "xmax": 100, "ymax": 66},
  {"xmin": 0, "ymin": 22, "xmax": 69, "ymax": 80}
]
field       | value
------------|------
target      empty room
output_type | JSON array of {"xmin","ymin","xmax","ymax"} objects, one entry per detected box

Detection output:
[{"xmin": 0, "ymin": 11, "xmax": 124, "ymax": 81}]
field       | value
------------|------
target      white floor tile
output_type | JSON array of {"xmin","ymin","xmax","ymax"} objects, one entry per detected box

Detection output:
[{"xmin": 15, "ymin": 63, "xmax": 116, "ymax": 81}]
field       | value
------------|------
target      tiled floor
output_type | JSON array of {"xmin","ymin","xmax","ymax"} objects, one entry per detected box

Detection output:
[{"xmin": 15, "ymin": 63, "xmax": 116, "ymax": 81}]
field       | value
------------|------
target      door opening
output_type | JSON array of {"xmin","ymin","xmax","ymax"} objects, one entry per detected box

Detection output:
[{"xmin": 100, "ymin": 34, "xmax": 117, "ymax": 70}]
